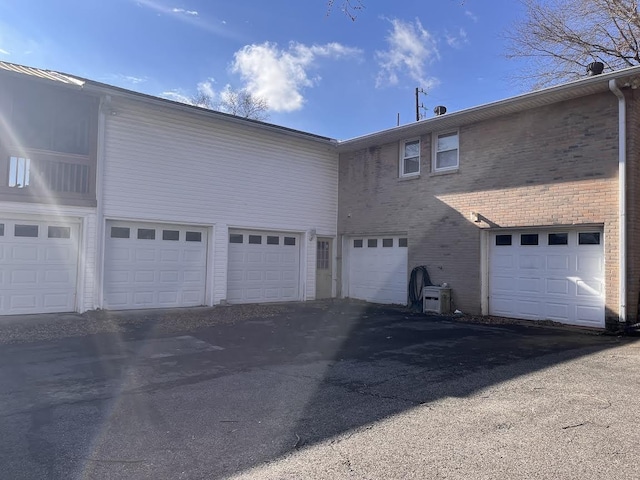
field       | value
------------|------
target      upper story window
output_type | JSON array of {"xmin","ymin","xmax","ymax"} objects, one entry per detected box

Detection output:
[
  {"xmin": 400, "ymin": 139, "xmax": 420, "ymax": 177},
  {"xmin": 433, "ymin": 131, "xmax": 459, "ymax": 172}
]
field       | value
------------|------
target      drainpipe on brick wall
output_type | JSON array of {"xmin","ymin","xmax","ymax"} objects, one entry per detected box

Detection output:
[{"xmin": 609, "ymin": 80, "xmax": 627, "ymax": 323}]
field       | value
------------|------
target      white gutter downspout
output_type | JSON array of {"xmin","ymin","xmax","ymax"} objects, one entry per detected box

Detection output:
[
  {"xmin": 609, "ymin": 79, "xmax": 627, "ymax": 323},
  {"xmin": 95, "ymin": 95, "xmax": 110, "ymax": 309}
]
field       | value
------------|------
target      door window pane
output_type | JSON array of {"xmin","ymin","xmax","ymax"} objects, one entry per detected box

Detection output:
[
  {"xmin": 111, "ymin": 227, "xmax": 130, "ymax": 238},
  {"xmin": 186, "ymin": 231, "xmax": 202, "ymax": 242},
  {"xmin": 137, "ymin": 228, "xmax": 156, "ymax": 240},
  {"xmin": 15, "ymin": 224, "xmax": 38, "ymax": 237},
  {"xmin": 495, "ymin": 235, "xmax": 512, "ymax": 246},
  {"xmin": 48, "ymin": 226, "xmax": 71, "ymax": 238},
  {"xmin": 163, "ymin": 230, "xmax": 179, "ymax": 241},
  {"xmin": 548, "ymin": 233, "xmax": 568, "ymax": 245},
  {"xmin": 578, "ymin": 232, "xmax": 601, "ymax": 245}
]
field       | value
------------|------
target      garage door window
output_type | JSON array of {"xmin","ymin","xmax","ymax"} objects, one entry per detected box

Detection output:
[
  {"xmin": 368, "ymin": 239, "xmax": 378, "ymax": 247},
  {"xmin": 399, "ymin": 238, "xmax": 408, "ymax": 247},
  {"xmin": 267, "ymin": 236, "xmax": 279, "ymax": 245},
  {"xmin": 0, "ymin": 224, "xmax": 4, "ymax": 236},
  {"xmin": 284, "ymin": 237, "xmax": 296, "ymax": 246},
  {"xmin": 137, "ymin": 228, "xmax": 156, "ymax": 240},
  {"xmin": 163, "ymin": 230, "xmax": 179, "ymax": 241},
  {"xmin": 495, "ymin": 234, "xmax": 512, "ymax": 246},
  {"xmin": 48, "ymin": 226, "xmax": 70, "ymax": 239},
  {"xmin": 15, "ymin": 224, "xmax": 38, "ymax": 237},
  {"xmin": 520, "ymin": 234, "xmax": 538, "ymax": 245},
  {"xmin": 548, "ymin": 233, "xmax": 568, "ymax": 245},
  {"xmin": 383, "ymin": 238, "xmax": 393, "ymax": 247},
  {"xmin": 579, "ymin": 232, "xmax": 601, "ymax": 245},
  {"xmin": 186, "ymin": 231, "xmax": 202, "ymax": 242},
  {"xmin": 248, "ymin": 235, "xmax": 262, "ymax": 244},
  {"xmin": 111, "ymin": 227, "xmax": 130, "ymax": 238},
  {"xmin": 353, "ymin": 239, "xmax": 363, "ymax": 248},
  {"xmin": 229, "ymin": 234, "xmax": 243, "ymax": 243}
]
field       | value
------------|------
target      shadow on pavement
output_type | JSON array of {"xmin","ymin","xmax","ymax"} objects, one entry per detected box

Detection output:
[{"xmin": 0, "ymin": 301, "xmax": 633, "ymax": 479}]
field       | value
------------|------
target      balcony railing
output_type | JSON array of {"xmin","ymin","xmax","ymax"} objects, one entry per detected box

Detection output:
[{"xmin": 1, "ymin": 148, "xmax": 96, "ymax": 206}]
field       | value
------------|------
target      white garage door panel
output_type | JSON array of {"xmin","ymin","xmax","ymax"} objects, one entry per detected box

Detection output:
[
  {"xmin": 227, "ymin": 230, "xmax": 300, "ymax": 304},
  {"xmin": 0, "ymin": 219, "xmax": 79, "ymax": 315},
  {"xmin": 104, "ymin": 222, "xmax": 207, "ymax": 310},
  {"xmin": 347, "ymin": 236, "xmax": 408, "ymax": 305},
  {"xmin": 489, "ymin": 229, "xmax": 604, "ymax": 327}
]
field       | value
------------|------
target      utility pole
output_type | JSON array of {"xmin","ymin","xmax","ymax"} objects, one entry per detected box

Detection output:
[{"xmin": 415, "ymin": 87, "xmax": 427, "ymax": 121}]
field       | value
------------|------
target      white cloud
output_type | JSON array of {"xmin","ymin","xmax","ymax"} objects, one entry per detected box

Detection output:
[
  {"xmin": 465, "ymin": 10, "xmax": 478, "ymax": 22},
  {"xmin": 160, "ymin": 89, "xmax": 192, "ymax": 104},
  {"xmin": 172, "ymin": 7, "xmax": 198, "ymax": 16},
  {"xmin": 197, "ymin": 78, "xmax": 216, "ymax": 98},
  {"xmin": 446, "ymin": 28, "xmax": 468, "ymax": 49},
  {"xmin": 0, "ymin": 48, "xmax": 9, "ymax": 55},
  {"xmin": 122, "ymin": 75, "xmax": 147, "ymax": 84},
  {"xmin": 231, "ymin": 41, "xmax": 362, "ymax": 112},
  {"xmin": 375, "ymin": 18, "xmax": 439, "ymax": 89}
]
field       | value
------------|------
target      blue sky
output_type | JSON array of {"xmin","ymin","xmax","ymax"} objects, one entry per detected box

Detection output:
[{"xmin": 0, "ymin": 0, "xmax": 528, "ymax": 140}]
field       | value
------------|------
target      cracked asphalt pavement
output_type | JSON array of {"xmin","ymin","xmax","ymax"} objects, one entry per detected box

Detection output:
[{"xmin": 0, "ymin": 301, "xmax": 638, "ymax": 479}]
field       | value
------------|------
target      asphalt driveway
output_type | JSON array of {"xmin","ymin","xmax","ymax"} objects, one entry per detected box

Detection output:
[{"xmin": 0, "ymin": 301, "xmax": 638, "ymax": 479}]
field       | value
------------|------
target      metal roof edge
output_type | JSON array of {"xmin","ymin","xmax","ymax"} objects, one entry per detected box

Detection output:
[
  {"xmin": 0, "ymin": 60, "xmax": 85, "ymax": 87},
  {"xmin": 0, "ymin": 60, "xmax": 336, "ymax": 147},
  {"xmin": 336, "ymin": 65, "xmax": 640, "ymax": 151},
  {"xmin": 82, "ymin": 81, "xmax": 337, "ymax": 146}
]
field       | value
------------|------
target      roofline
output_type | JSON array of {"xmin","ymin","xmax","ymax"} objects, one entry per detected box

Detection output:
[
  {"xmin": 337, "ymin": 65, "xmax": 640, "ymax": 151},
  {"xmin": 0, "ymin": 60, "xmax": 336, "ymax": 147},
  {"xmin": 83, "ymin": 81, "xmax": 337, "ymax": 146}
]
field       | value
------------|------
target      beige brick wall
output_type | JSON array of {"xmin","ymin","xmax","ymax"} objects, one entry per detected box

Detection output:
[{"xmin": 338, "ymin": 92, "xmax": 622, "ymax": 322}]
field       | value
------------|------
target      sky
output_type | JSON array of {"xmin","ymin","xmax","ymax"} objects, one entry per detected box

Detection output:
[{"xmin": 0, "ymin": 0, "xmax": 530, "ymax": 140}]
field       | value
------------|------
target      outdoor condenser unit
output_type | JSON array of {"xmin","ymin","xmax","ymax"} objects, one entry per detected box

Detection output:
[{"xmin": 423, "ymin": 286, "xmax": 451, "ymax": 314}]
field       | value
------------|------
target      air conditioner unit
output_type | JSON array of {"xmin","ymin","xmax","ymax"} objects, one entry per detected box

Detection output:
[{"xmin": 423, "ymin": 286, "xmax": 451, "ymax": 314}]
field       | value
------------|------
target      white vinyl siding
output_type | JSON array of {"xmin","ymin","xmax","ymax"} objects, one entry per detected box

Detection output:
[{"xmin": 103, "ymin": 99, "xmax": 337, "ymax": 305}]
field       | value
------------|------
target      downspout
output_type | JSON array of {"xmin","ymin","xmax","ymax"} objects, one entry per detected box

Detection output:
[
  {"xmin": 95, "ymin": 95, "xmax": 110, "ymax": 309},
  {"xmin": 609, "ymin": 79, "xmax": 626, "ymax": 323}
]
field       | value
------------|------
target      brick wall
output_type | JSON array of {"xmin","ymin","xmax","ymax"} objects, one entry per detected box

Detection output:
[{"xmin": 338, "ymin": 92, "xmax": 621, "ymax": 322}]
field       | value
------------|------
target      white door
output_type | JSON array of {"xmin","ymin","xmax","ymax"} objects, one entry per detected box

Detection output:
[
  {"xmin": 489, "ymin": 229, "xmax": 604, "ymax": 327},
  {"xmin": 0, "ymin": 219, "xmax": 79, "ymax": 315},
  {"xmin": 227, "ymin": 230, "xmax": 300, "ymax": 303},
  {"xmin": 104, "ymin": 221, "xmax": 207, "ymax": 309},
  {"xmin": 347, "ymin": 236, "xmax": 408, "ymax": 305}
]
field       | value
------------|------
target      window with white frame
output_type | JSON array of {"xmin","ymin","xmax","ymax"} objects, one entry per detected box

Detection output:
[
  {"xmin": 400, "ymin": 139, "xmax": 420, "ymax": 176},
  {"xmin": 433, "ymin": 131, "xmax": 459, "ymax": 172}
]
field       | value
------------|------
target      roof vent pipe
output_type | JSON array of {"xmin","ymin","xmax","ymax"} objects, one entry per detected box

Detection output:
[
  {"xmin": 434, "ymin": 105, "xmax": 447, "ymax": 116},
  {"xmin": 587, "ymin": 61, "xmax": 604, "ymax": 76}
]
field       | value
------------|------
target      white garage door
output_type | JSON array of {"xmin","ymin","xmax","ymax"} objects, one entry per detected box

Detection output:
[
  {"xmin": 489, "ymin": 229, "xmax": 604, "ymax": 327},
  {"xmin": 347, "ymin": 236, "xmax": 408, "ymax": 305},
  {"xmin": 0, "ymin": 219, "xmax": 79, "ymax": 315},
  {"xmin": 104, "ymin": 221, "xmax": 207, "ymax": 310},
  {"xmin": 227, "ymin": 230, "xmax": 300, "ymax": 303}
]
